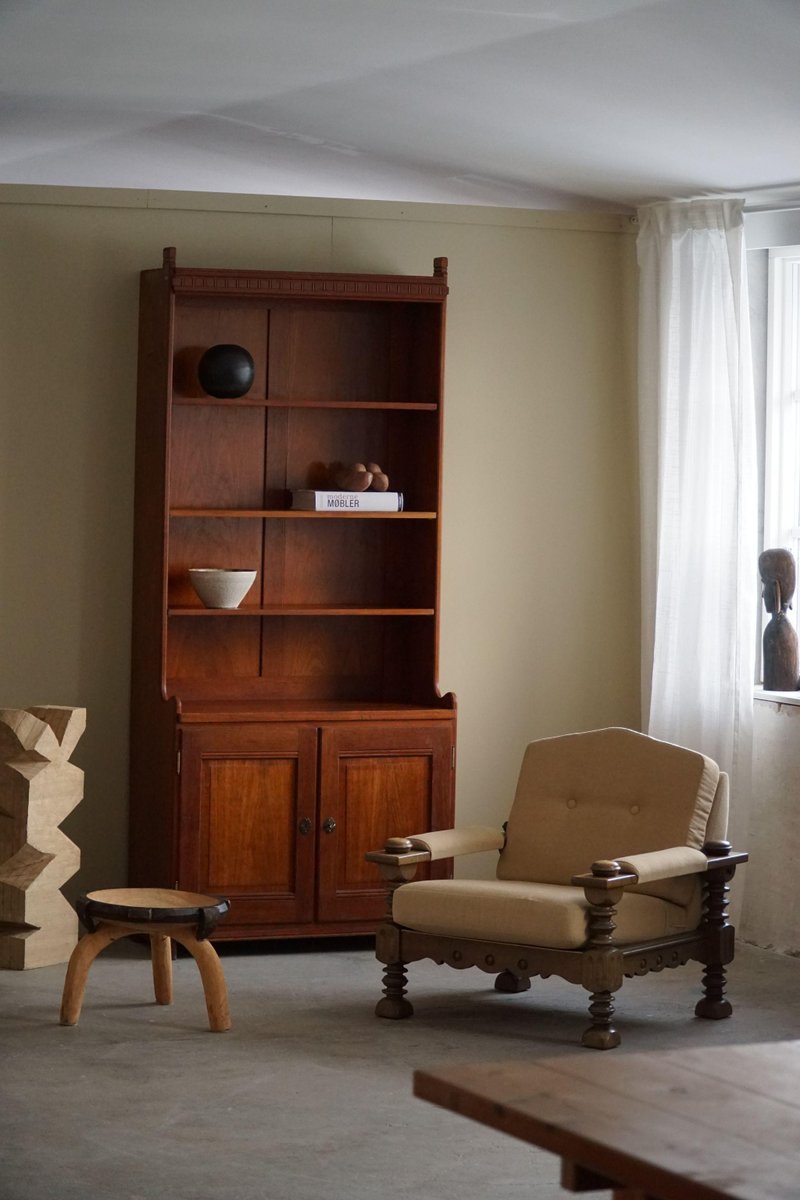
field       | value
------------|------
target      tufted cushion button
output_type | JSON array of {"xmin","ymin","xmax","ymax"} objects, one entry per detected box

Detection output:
[
  {"xmin": 630, "ymin": 804, "xmax": 640, "ymax": 815},
  {"xmin": 566, "ymin": 798, "xmax": 577, "ymax": 809}
]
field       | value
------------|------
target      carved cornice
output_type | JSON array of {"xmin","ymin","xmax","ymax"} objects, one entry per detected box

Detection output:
[{"xmin": 170, "ymin": 269, "xmax": 448, "ymax": 303}]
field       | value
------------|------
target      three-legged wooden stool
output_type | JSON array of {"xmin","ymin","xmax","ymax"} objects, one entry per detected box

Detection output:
[{"xmin": 60, "ymin": 888, "xmax": 232, "ymax": 1032}]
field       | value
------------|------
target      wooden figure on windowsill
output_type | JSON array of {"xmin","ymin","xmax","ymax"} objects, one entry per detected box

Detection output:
[
  {"xmin": 330, "ymin": 462, "xmax": 389, "ymax": 491},
  {"xmin": 759, "ymin": 547, "xmax": 800, "ymax": 691}
]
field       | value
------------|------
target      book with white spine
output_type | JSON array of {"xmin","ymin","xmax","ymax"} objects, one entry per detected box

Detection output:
[{"xmin": 292, "ymin": 490, "xmax": 404, "ymax": 512}]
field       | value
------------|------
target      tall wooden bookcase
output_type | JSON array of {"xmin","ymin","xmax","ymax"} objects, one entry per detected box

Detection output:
[{"xmin": 128, "ymin": 248, "xmax": 456, "ymax": 940}]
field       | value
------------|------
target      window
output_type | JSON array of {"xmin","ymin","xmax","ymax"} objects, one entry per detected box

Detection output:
[{"xmin": 765, "ymin": 247, "xmax": 800, "ymax": 567}]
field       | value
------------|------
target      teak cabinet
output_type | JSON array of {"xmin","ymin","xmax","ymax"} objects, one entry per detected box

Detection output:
[{"xmin": 128, "ymin": 249, "xmax": 456, "ymax": 940}]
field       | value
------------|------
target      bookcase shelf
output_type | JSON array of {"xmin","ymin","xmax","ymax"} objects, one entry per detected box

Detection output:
[
  {"xmin": 168, "ymin": 606, "xmax": 437, "ymax": 617},
  {"xmin": 169, "ymin": 508, "xmax": 436, "ymax": 519},
  {"xmin": 173, "ymin": 397, "xmax": 438, "ymax": 411},
  {"xmin": 129, "ymin": 248, "xmax": 455, "ymax": 942}
]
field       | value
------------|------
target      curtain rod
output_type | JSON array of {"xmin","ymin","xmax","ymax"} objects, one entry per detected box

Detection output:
[
  {"xmin": 742, "ymin": 182, "xmax": 800, "ymax": 214},
  {"xmin": 745, "ymin": 202, "xmax": 800, "ymax": 215}
]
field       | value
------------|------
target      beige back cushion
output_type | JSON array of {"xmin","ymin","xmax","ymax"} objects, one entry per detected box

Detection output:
[
  {"xmin": 705, "ymin": 772, "xmax": 729, "ymax": 844},
  {"xmin": 497, "ymin": 728, "xmax": 721, "ymax": 890}
]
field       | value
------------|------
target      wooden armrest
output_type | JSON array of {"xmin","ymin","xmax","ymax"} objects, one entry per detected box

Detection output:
[
  {"xmin": 702, "ymin": 840, "xmax": 749, "ymax": 870},
  {"xmin": 571, "ymin": 861, "xmax": 638, "ymax": 890},
  {"xmin": 365, "ymin": 840, "xmax": 432, "ymax": 868}
]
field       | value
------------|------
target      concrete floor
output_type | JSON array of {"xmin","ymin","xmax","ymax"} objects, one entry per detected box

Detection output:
[{"xmin": 1, "ymin": 937, "xmax": 799, "ymax": 1200}]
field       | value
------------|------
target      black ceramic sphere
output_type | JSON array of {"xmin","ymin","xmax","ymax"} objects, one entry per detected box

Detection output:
[{"xmin": 197, "ymin": 343, "xmax": 255, "ymax": 399}]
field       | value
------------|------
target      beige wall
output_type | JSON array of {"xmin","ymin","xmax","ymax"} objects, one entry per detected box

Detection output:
[
  {"xmin": 0, "ymin": 186, "xmax": 640, "ymax": 896},
  {"xmin": 741, "ymin": 697, "xmax": 800, "ymax": 953}
]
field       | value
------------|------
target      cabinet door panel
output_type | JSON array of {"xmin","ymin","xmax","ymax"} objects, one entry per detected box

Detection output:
[
  {"xmin": 204, "ymin": 756, "xmax": 295, "ymax": 888},
  {"xmin": 179, "ymin": 724, "xmax": 317, "ymax": 928},
  {"xmin": 318, "ymin": 722, "xmax": 454, "ymax": 922}
]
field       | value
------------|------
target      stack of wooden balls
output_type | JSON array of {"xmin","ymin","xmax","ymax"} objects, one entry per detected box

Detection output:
[{"xmin": 331, "ymin": 462, "xmax": 389, "ymax": 491}]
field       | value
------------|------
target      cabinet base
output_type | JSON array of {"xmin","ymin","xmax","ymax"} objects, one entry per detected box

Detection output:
[{"xmin": 209, "ymin": 919, "xmax": 381, "ymax": 943}]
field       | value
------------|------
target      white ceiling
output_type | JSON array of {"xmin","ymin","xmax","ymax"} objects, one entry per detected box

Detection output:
[{"xmin": 2, "ymin": 0, "xmax": 800, "ymax": 211}]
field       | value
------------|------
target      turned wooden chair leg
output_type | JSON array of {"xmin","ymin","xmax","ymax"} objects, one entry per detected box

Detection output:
[
  {"xmin": 580, "ymin": 860, "xmax": 626, "ymax": 1049},
  {"xmin": 582, "ymin": 989, "xmax": 621, "ymax": 1050},
  {"xmin": 696, "ymin": 850, "xmax": 735, "ymax": 1020},
  {"xmin": 695, "ymin": 960, "xmax": 733, "ymax": 1019},
  {"xmin": 171, "ymin": 930, "xmax": 231, "ymax": 1032},
  {"xmin": 60, "ymin": 926, "xmax": 119, "ymax": 1026},
  {"xmin": 375, "ymin": 960, "xmax": 414, "ymax": 1019},
  {"xmin": 150, "ymin": 934, "xmax": 173, "ymax": 1005},
  {"xmin": 494, "ymin": 969, "xmax": 531, "ymax": 994}
]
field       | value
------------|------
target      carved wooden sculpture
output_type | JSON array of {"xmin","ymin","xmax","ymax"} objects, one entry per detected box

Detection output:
[
  {"xmin": 759, "ymin": 547, "xmax": 799, "ymax": 690},
  {"xmin": 0, "ymin": 707, "xmax": 86, "ymax": 969}
]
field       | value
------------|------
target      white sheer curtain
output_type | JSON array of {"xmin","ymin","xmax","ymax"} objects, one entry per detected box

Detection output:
[{"xmin": 637, "ymin": 199, "xmax": 757, "ymax": 842}]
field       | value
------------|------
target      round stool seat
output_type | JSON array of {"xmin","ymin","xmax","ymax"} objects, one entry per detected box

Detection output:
[{"xmin": 80, "ymin": 888, "xmax": 229, "ymax": 936}]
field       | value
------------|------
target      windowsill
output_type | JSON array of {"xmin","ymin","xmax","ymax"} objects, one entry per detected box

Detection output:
[{"xmin": 754, "ymin": 686, "xmax": 800, "ymax": 707}]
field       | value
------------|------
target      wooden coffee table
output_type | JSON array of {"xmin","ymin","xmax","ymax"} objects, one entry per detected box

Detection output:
[{"xmin": 414, "ymin": 1042, "xmax": 800, "ymax": 1200}]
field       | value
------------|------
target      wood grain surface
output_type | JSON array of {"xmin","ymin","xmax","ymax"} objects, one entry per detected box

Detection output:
[{"xmin": 415, "ymin": 1043, "xmax": 800, "ymax": 1200}]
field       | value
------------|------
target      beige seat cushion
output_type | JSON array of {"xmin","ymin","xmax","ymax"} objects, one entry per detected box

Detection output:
[{"xmin": 393, "ymin": 878, "xmax": 701, "ymax": 950}]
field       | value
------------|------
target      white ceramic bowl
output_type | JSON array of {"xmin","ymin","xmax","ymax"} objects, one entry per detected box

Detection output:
[{"xmin": 189, "ymin": 568, "xmax": 257, "ymax": 609}]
